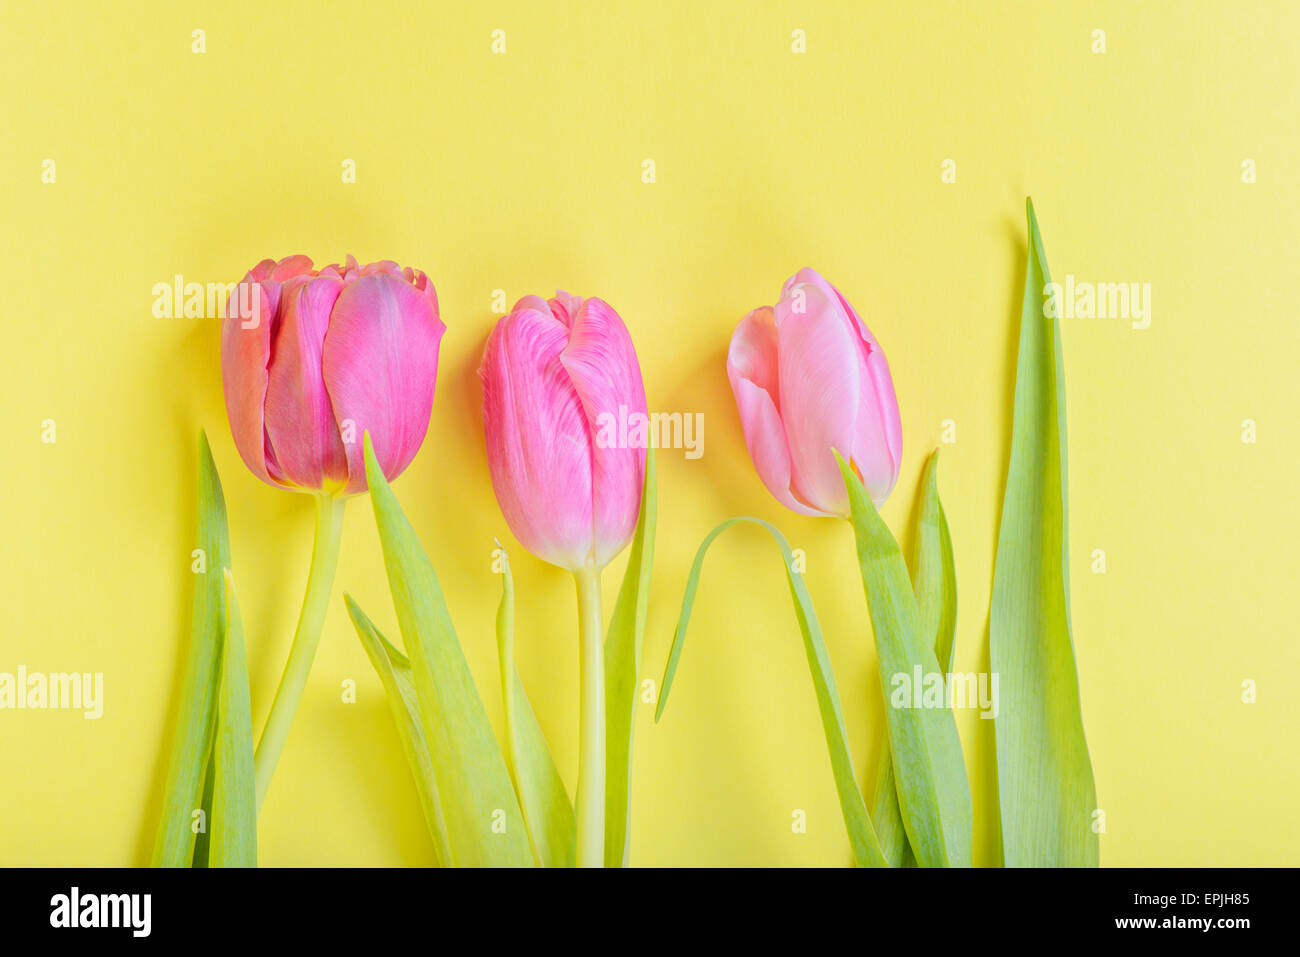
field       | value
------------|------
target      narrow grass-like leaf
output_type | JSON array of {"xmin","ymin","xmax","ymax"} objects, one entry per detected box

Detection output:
[
  {"xmin": 494, "ymin": 545, "xmax": 576, "ymax": 867},
  {"xmin": 838, "ymin": 452, "xmax": 971, "ymax": 868},
  {"xmin": 869, "ymin": 750, "xmax": 912, "ymax": 867},
  {"xmin": 152, "ymin": 430, "xmax": 230, "ymax": 867},
  {"xmin": 346, "ymin": 594, "xmax": 453, "ymax": 867},
  {"xmin": 191, "ymin": 755, "xmax": 215, "ymax": 868},
  {"xmin": 656, "ymin": 517, "xmax": 887, "ymax": 868},
  {"xmin": 990, "ymin": 199, "xmax": 1099, "ymax": 866},
  {"xmin": 363, "ymin": 434, "xmax": 533, "ymax": 867},
  {"xmin": 603, "ymin": 445, "xmax": 656, "ymax": 867},
  {"xmin": 915, "ymin": 451, "xmax": 958, "ymax": 674},
  {"xmin": 209, "ymin": 570, "xmax": 256, "ymax": 867},
  {"xmin": 869, "ymin": 449, "xmax": 958, "ymax": 867}
]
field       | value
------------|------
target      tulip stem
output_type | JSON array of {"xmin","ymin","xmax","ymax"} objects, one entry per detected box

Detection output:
[
  {"xmin": 253, "ymin": 492, "xmax": 346, "ymax": 811},
  {"xmin": 573, "ymin": 563, "xmax": 605, "ymax": 868}
]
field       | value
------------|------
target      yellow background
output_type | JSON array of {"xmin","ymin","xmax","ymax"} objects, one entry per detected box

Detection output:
[{"xmin": 2, "ymin": 1, "xmax": 1296, "ymax": 866}]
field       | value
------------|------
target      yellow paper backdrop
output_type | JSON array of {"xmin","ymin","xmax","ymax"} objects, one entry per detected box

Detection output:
[{"xmin": 1, "ymin": 0, "xmax": 1296, "ymax": 866}]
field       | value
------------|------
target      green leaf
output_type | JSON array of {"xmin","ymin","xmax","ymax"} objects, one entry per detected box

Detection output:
[
  {"xmin": 868, "ymin": 750, "xmax": 912, "ymax": 867},
  {"xmin": 190, "ymin": 753, "xmax": 215, "ymax": 868},
  {"xmin": 990, "ymin": 199, "xmax": 1099, "ymax": 867},
  {"xmin": 209, "ymin": 570, "xmax": 256, "ymax": 867},
  {"xmin": 362, "ymin": 434, "xmax": 533, "ymax": 867},
  {"xmin": 838, "ymin": 451, "xmax": 972, "ymax": 868},
  {"xmin": 603, "ymin": 445, "xmax": 657, "ymax": 867},
  {"xmin": 346, "ymin": 594, "xmax": 454, "ymax": 867},
  {"xmin": 869, "ymin": 449, "xmax": 958, "ymax": 867},
  {"xmin": 152, "ymin": 430, "xmax": 230, "ymax": 868},
  {"xmin": 656, "ymin": 517, "xmax": 887, "ymax": 868},
  {"xmin": 915, "ymin": 450, "xmax": 958, "ymax": 675},
  {"xmin": 493, "ymin": 544, "xmax": 576, "ymax": 867}
]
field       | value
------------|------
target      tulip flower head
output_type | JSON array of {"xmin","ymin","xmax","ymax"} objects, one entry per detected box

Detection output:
[
  {"xmin": 727, "ymin": 267, "xmax": 901, "ymax": 517},
  {"xmin": 221, "ymin": 255, "xmax": 445, "ymax": 496},
  {"xmin": 480, "ymin": 291, "xmax": 647, "ymax": 572}
]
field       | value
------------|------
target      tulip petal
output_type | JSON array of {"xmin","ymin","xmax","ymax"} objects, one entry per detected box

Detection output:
[
  {"xmin": 774, "ymin": 279, "xmax": 865, "ymax": 516},
  {"xmin": 268, "ymin": 254, "xmax": 315, "ymax": 282},
  {"xmin": 548, "ymin": 290, "xmax": 584, "ymax": 326},
  {"xmin": 480, "ymin": 308, "xmax": 594, "ymax": 570},
  {"xmin": 221, "ymin": 276, "xmax": 284, "ymax": 488},
  {"xmin": 322, "ymin": 273, "xmax": 446, "ymax": 493},
  {"xmin": 789, "ymin": 269, "xmax": 902, "ymax": 503},
  {"xmin": 558, "ymin": 297, "xmax": 648, "ymax": 568},
  {"xmin": 408, "ymin": 267, "xmax": 440, "ymax": 318},
  {"xmin": 263, "ymin": 275, "xmax": 348, "ymax": 490},
  {"xmin": 726, "ymin": 308, "xmax": 824, "ymax": 516},
  {"xmin": 849, "ymin": 347, "xmax": 902, "ymax": 504}
]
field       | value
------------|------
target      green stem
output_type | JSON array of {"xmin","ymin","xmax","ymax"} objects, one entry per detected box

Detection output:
[
  {"xmin": 253, "ymin": 492, "xmax": 346, "ymax": 810},
  {"xmin": 573, "ymin": 563, "xmax": 605, "ymax": 868}
]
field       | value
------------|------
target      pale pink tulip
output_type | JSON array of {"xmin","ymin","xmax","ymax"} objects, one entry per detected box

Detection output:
[
  {"xmin": 479, "ymin": 291, "xmax": 647, "ymax": 571},
  {"xmin": 221, "ymin": 255, "xmax": 445, "ymax": 495},
  {"xmin": 728, "ymin": 267, "xmax": 901, "ymax": 516}
]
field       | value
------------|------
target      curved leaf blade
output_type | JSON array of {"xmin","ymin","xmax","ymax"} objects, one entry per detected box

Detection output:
[
  {"xmin": 838, "ymin": 452, "xmax": 972, "ymax": 868},
  {"xmin": 990, "ymin": 199, "xmax": 1099, "ymax": 866},
  {"xmin": 870, "ymin": 448, "xmax": 958, "ymax": 867},
  {"xmin": 916, "ymin": 450, "xmax": 958, "ymax": 674},
  {"xmin": 494, "ymin": 545, "xmax": 576, "ymax": 867},
  {"xmin": 656, "ymin": 517, "xmax": 887, "ymax": 868},
  {"xmin": 362, "ymin": 434, "xmax": 533, "ymax": 867},
  {"xmin": 209, "ymin": 570, "xmax": 256, "ymax": 868},
  {"xmin": 152, "ymin": 430, "xmax": 230, "ymax": 867},
  {"xmin": 604, "ymin": 445, "xmax": 656, "ymax": 867},
  {"xmin": 346, "ymin": 594, "xmax": 453, "ymax": 867}
]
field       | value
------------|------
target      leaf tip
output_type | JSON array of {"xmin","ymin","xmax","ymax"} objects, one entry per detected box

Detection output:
[{"xmin": 361, "ymin": 431, "xmax": 385, "ymax": 492}]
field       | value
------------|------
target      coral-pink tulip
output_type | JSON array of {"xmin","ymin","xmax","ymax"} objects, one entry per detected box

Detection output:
[
  {"xmin": 480, "ymin": 292, "xmax": 647, "ymax": 572},
  {"xmin": 221, "ymin": 254, "xmax": 445, "ymax": 495},
  {"xmin": 728, "ymin": 267, "xmax": 901, "ymax": 516},
  {"xmin": 221, "ymin": 254, "xmax": 444, "ymax": 808}
]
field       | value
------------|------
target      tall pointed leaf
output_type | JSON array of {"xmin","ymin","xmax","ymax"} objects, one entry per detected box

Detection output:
[
  {"xmin": 494, "ymin": 544, "xmax": 576, "ymax": 867},
  {"xmin": 915, "ymin": 450, "xmax": 958, "ymax": 674},
  {"xmin": 869, "ymin": 449, "xmax": 958, "ymax": 867},
  {"xmin": 190, "ymin": 754, "xmax": 215, "ymax": 868},
  {"xmin": 152, "ymin": 431, "xmax": 230, "ymax": 867},
  {"xmin": 990, "ymin": 199, "xmax": 1099, "ymax": 866},
  {"xmin": 656, "ymin": 517, "xmax": 887, "ymax": 868},
  {"xmin": 209, "ymin": 570, "xmax": 256, "ymax": 867},
  {"xmin": 603, "ymin": 445, "xmax": 656, "ymax": 867},
  {"xmin": 838, "ymin": 452, "xmax": 971, "ymax": 867},
  {"xmin": 346, "ymin": 594, "xmax": 453, "ymax": 866},
  {"xmin": 362, "ymin": 434, "xmax": 533, "ymax": 867}
]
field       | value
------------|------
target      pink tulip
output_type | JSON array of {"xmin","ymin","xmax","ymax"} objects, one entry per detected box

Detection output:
[
  {"xmin": 221, "ymin": 254, "xmax": 445, "ymax": 496},
  {"xmin": 220, "ymin": 254, "xmax": 444, "ymax": 808},
  {"xmin": 728, "ymin": 267, "xmax": 901, "ymax": 516},
  {"xmin": 479, "ymin": 291, "xmax": 647, "ymax": 572}
]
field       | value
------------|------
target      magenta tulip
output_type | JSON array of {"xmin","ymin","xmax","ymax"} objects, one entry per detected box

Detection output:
[
  {"xmin": 479, "ymin": 291, "xmax": 647, "ymax": 572},
  {"xmin": 479, "ymin": 290, "xmax": 647, "ymax": 868},
  {"xmin": 727, "ymin": 267, "xmax": 901, "ymax": 516},
  {"xmin": 220, "ymin": 254, "xmax": 444, "ymax": 808},
  {"xmin": 221, "ymin": 254, "xmax": 445, "ymax": 496}
]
